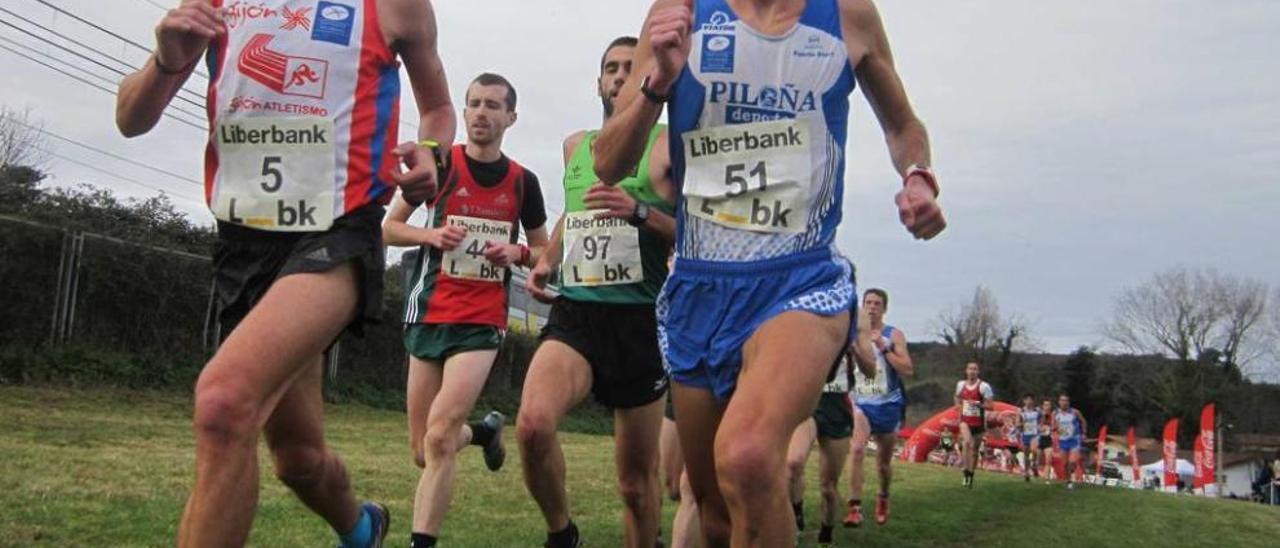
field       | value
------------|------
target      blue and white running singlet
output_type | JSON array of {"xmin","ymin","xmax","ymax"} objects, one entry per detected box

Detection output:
[
  {"xmin": 659, "ymin": 0, "xmax": 858, "ymax": 400},
  {"xmin": 668, "ymin": 0, "xmax": 855, "ymax": 261},
  {"xmin": 853, "ymin": 324, "xmax": 904, "ymax": 434}
]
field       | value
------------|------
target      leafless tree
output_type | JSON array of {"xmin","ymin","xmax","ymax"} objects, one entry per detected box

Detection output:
[
  {"xmin": 1106, "ymin": 267, "xmax": 1270, "ymax": 371},
  {"xmin": 935, "ymin": 286, "xmax": 1033, "ymax": 395},
  {"xmin": 0, "ymin": 106, "xmax": 49, "ymax": 170}
]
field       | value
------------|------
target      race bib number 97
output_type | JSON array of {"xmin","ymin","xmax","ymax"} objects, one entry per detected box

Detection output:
[
  {"xmin": 213, "ymin": 118, "xmax": 336, "ymax": 231},
  {"xmin": 681, "ymin": 119, "xmax": 811, "ymax": 234},
  {"xmin": 442, "ymin": 215, "xmax": 512, "ymax": 283},
  {"xmin": 562, "ymin": 211, "xmax": 643, "ymax": 287}
]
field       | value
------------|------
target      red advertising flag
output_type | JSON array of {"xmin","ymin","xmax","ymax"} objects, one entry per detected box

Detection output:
[
  {"xmin": 1163, "ymin": 418, "xmax": 1179, "ymax": 493},
  {"xmin": 1096, "ymin": 425, "xmax": 1108, "ymax": 478},
  {"xmin": 1128, "ymin": 427, "xmax": 1140, "ymax": 485},
  {"xmin": 1193, "ymin": 436, "xmax": 1205, "ymax": 494},
  {"xmin": 1201, "ymin": 403, "xmax": 1217, "ymax": 496}
]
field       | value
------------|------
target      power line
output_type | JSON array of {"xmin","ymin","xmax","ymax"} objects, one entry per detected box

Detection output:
[
  {"xmin": 37, "ymin": 146, "xmax": 206, "ymax": 206},
  {"xmin": 0, "ymin": 40, "xmax": 206, "ymax": 131},
  {"xmin": 13, "ymin": 118, "xmax": 202, "ymax": 187},
  {"xmin": 0, "ymin": 16, "xmax": 208, "ymax": 114},
  {"xmin": 137, "ymin": 0, "xmax": 169, "ymax": 12},
  {"xmin": 0, "ymin": 5, "xmax": 207, "ymax": 105},
  {"xmin": 32, "ymin": 0, "xmax": 209, "ymax": 81},
  {"xmin": 0, "ymin": 33, "xmax": 119, "ymax": 88}
]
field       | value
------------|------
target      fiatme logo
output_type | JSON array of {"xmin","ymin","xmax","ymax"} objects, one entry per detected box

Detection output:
[{"xmin": 701, "ymin": 11, "xmax": 734, "ymax": 33}]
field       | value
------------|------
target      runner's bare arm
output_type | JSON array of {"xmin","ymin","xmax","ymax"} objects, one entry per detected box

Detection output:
[
  {"xmin": 594, "ymin": 0, "xmax": 691, "ymax": 184},
  {"xmin": 885, "ymin": 328, "xmax": 913, "ymax": 376},
  {"xmin": 643, "ymin": 130, "xmax": 678, "ymax": 243},
  {"xmin": 1077, "ymin": 410, "xmax": 1087, "ymax": 438},
  {"xmin": 524, "ymin": 217, "xmax": 563, "ymax": 304},
  {"xmin": 841, "ymin": 0, "xmax": 945, "ymax": 240},
  {"xmin": 841, "ymin": 0, "xmax": 928, "ymax": 176},
  {"xmin": 386, "ymin": 0, "xmax": 455, "ymax": 147},
  {"xmin": 116, "ymin": 0, "xmax": 223, "ymax": 137},
  {"xmin": 384, "ymin": 0, "xmax": 455, "ymax": 205},
  {"xmin": 851, "ymin": 307, "xmax": 877, "ymax": 377},
  {"xmin": 383, "ymin": 195, "xmax": 459, "ymax": 249},
  {"xmin": 524, "ymin": 225, "xmax": 551, "ymax": 268}
]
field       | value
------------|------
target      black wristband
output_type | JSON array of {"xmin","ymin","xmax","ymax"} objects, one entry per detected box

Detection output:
[{"xmin": 640, "ymin": 75, "xmax": 671, "ymax": 104}]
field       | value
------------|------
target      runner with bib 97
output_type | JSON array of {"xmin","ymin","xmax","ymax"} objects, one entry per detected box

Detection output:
[{"xmin": 593, "ymin": 0, "xmax": 947, "ymax": 545}]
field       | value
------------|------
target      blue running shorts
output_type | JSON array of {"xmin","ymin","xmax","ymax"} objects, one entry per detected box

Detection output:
[
  {"xmin": 857, "ymin": 402, "xmax": 904, "ymax": 436},
  {"xmin": 657, "ymin": 247, "xmax": 854, "ymax": 400}
]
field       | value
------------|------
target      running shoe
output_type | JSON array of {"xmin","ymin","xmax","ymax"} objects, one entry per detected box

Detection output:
[
  {"xmin": 480, "ymin": 411, "xmax": 506, "ymax": 471},
  {"xmin": 842, "ymin": 502, "xmax": 864, "ymax": 528},
  {"xmin": 875, "ymin": 494, "xmax": 890, "ymax": 525}
]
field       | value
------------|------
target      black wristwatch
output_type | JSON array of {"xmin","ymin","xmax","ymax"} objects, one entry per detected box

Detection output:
[
  {"xmin": 628, "ymin": 201, "xmax": 650, "ymax": 227},
  {"xmin": 640, "ymin": 75, "xmax": 671, "ymax": 104}
]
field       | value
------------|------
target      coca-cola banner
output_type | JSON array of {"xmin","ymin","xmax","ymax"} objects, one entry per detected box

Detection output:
[
  {"xmin": 1201, "ymin": 403, "xmax": 1217, "ymax": 497},
  {"xmin": 1163, "ymin": 418, "xmax": 1179, "ymax": 493}
]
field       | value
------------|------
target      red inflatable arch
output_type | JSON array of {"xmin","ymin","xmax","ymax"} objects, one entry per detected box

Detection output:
[{"xmin": 901, "ymin": 401, "xmax": 1021, "ymax": 462}]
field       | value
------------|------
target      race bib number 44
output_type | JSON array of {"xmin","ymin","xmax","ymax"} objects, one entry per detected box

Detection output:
[
  {"xmin": 562, "ymin": 211, "xmax": 642, "ymax": 287},
  {"xmin": 213, "ymin": 118, "xmax": 335, "ymax": 231},
  {"xmin": 682, "ymin": 119, "xmax": 812, "ymax": 234},
  {"xmin": 442, "ymin": 215, "xmax": 511, "ymax": 283}
]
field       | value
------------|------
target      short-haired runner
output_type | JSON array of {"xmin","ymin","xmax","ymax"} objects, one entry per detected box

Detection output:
[
  {"xmin": 385, "ymin": 72, "xmax": 550, "ymax": 547},
  {"xmin": 1052, "ymin": 394, "xmax": 1088, "ymax": 490},
  {"xmin": 519, "ymin": 36, "xmax": 677, "ymax": 548},
  {"xmin": 955, "ymin": 362, "xmax": 993, "ymax": 488},
  {"xmin": 1016, "ymin": 394, "xmax": 1042, "ymax": 482},
  {"xmin": 116, "ymin": 1, "xmax": 455, "ymax": 545},
  {"xmin": 845, "ymin": 288, "xmax": 912, "ymax": 527},
  {"xmin": 592, "ymin": 0, "xmax": 946, "ymax": 545}
]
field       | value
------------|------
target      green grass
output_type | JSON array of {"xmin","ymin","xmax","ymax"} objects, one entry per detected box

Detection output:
[{"xmin": 1, "ymin": 386, "xmax": 1276, "ymax": 547}]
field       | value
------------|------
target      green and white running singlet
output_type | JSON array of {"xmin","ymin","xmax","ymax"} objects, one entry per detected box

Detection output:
[{"xmin": 558, "ymin": 125, "xmax": 671, "ymax": 304}]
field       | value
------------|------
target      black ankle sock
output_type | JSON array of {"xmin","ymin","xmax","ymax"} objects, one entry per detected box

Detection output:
[
  {"xmin": 547, "ymin": 521, "xmax": 579, "ymax": 548},
  {"xmin": 469, "ymin": 419, "xmax": 495, "ymax": 447},
  {"xmin": 410, "ymin": 532, "xmax": 437, "ymax": 548},
  {"xmin": 793, "ymin": 501, "xmax": 804, "ymax": 530},
  {"xmin": 848, "ymin": 498, "xmax": 862, "ymax": 508},
  {"xmin": 818, "ymin": 524, "xmax": 834, "ymax": 543}
]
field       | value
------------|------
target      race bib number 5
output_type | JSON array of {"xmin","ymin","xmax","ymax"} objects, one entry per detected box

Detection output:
[
  {"xmin": 681, "ymin": 119, "xmax": 812, "ymax": 233},
  {"xmin": 442, "ymin": 215, "xmax": 512, "ymax": 283},
  {"xmin": 213, "ymin": 118, "xmax": 335, "ymax": 231},
  {"xmin": 562, "ymin": 211, "xmax": 643, "ymax": 287}
]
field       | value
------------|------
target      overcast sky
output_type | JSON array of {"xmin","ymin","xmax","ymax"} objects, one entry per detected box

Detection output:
[{"xmin": 2, "ymin": 0, "xmax": 1277, "ymax": 377}]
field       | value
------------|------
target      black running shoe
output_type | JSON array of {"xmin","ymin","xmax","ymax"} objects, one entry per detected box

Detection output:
[{"xmin": 480, "ymin": 411, "xmax": 506, "ymax": 472}]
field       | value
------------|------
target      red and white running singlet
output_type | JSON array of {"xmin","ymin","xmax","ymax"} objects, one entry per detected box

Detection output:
[
  {"xmin": 205, "ymin": 0, "xmax": 400, "ymax": 231},
  {"xmin": 956, "ymin": 380, "xmax": 992, "ymax": 428}
]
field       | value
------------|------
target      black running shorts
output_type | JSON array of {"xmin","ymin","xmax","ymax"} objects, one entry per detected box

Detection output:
[
  {"xmin": 213, "ymin": 203, "xmax": 386, "ymax": 341},
  {"xmin": 540, "ymin": 297, "xmax": 668, "ymax": 409}
]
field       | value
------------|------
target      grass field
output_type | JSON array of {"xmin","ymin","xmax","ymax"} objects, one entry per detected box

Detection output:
[{"xmin": 1, "ymin": 386, "xmax": 1277, "ymax": 547}]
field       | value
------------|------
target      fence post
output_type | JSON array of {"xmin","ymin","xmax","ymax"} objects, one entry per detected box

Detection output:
[{"xmin": 50, "ymin": 229, "xmax": 70, "ymax": 344}]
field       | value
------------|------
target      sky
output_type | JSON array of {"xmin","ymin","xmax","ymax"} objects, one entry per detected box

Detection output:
[{"xmin": 1, "ymin": 0, "xmax": 1277, "ymax": 378}]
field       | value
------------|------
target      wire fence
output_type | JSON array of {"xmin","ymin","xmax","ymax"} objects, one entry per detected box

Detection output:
[{"xmin": 0, "ymin": 214, "xmax": 553, "ymax": 397}]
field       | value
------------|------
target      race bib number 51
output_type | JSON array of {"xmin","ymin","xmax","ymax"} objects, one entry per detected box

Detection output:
[
  {"xmin": 562, "ymin": 211, "xmax": 643, "ymax": 287},
  {"xmin": 213, "ymin": 118, "xmax": 335, "ymax": 231},
  {"xmin": 681, "ymin": 119, "xmax": 812, "ymax": 234},
  {"xmin": 442, "ymin": 215, "xmax": 512, "ymax": 283}
]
